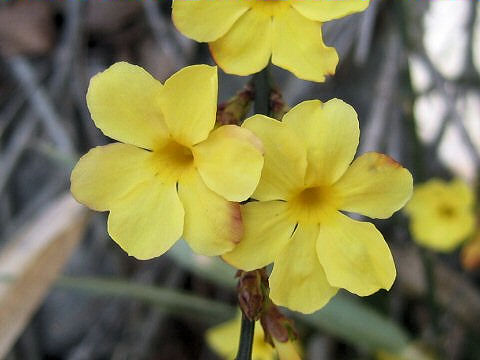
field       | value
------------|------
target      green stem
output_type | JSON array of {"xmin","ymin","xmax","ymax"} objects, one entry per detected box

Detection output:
[
  {"xmin": 235, "ymin": 313, "xmax": 256, "ymax": 360},
  {"xmin": 234, "ymin": 67, "xmax": 272, "ymax": 360},
  {"xmin": 420, "ymin": 249, "xmax": 439, "ymax": 334},
  {"xmin": 253, "ymin": 66, "xmax": 271, "ymax": 116}
]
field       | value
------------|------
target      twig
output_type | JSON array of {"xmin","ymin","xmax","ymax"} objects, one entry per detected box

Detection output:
[
  {"xmin": 394, "ymin": 244, "xmax": 480, "ymax": 334},
  {"xmin": 418, "ymin": 51, "xmax": 480, "ymax": 167},
  {"xmin": 0, "ymin": 114, "xmax": 38, "ymax": 196},
  {"xmin": 2, "ymin": 171, "xmax": 68, "ymax": 239},
  {"xmin": 49, "ymin": 0, "xmax": 85, "ymax": 102},
  {"xmin": 354, "ymin": 0, "xmax": 380, "ymax": 65},
  {"xmin": 359, "ymin": 27, "xmax": 402, "ymax": 154},
  {"xmin": 0, "ymin": 93, "xmax": 27, "ymax": 140},
  {"xmin": 6, "ymin": 56, "xmax": 75, "ymax": 156},
  {"xmin": 142, "ymin": 0, "xmax": 187, "ymax": 68}
]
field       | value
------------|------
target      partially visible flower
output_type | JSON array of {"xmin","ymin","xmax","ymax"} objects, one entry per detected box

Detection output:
[
  {"xmin": 70, "ymin": 62, "xmax": 264, "ymax": 260},
  {"xmin": 172, "ymin": 0, "xmax": 370, "ymax": 82},
  {"xmin": 376, "ymin": 342, "xmax": 435, "ymax": 360},
  {"xmin": 405, "ymin": 179, "xmax": 475, "ymax": 252},
  {"xmin": 461, "ymin": 231, "xmax": 480, "ymax": 270},
  {"xmin": 206, "ymin": 314, "xmax": 301, "ymax": 360},
  {"xmin": 223, "ymin": 99, "xmax": 413, "ymax": 313}
]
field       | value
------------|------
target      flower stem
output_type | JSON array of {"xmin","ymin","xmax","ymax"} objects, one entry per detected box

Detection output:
[
  {"xmin": 235, "ymin": 312, "xmax": 256, "ymax": 360},
  {"xmin": 234, "ymin": 67, "xmax": 271, "ymax": 360},
  {"xmin": 253, "ymin": 66, "xmax": 271, "ymax": 116},
  {"xmin": 420, "ymin": 248, "xmax": 439, "ymax": 334}
]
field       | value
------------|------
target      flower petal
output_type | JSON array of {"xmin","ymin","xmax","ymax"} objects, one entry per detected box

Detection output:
[
  {"xmin": 193, "ymin": 125, "xmax": 263, "ymax": 202},
  {"xmin": 107, "ymin": 179, "xmax": 184, "ymax": 260},
  {"xmin": 291, "ymin": 0, "xmax": 370, "ymax": 22},
  {"xmin": 172, "ymin": 0, "xmax": 249, "ymax": 42},
  {"xmin": 206, "ymin": 317, "xmax": 239, "ymax": 359},
  {"xmin": 70, "ymin": 143, "xmax": 155, "ymax": 211},
  {"xmin": 243, "ymin": 115, "xmax": 307, "ymax": 201},
  {"xmin": 206, "ymin": 315, "xmax": 273, "ymax": 360},
  {"xmin": 223, "ymin": 201, "xmax": 294, "ymax": 271},
  {"xmin": 334, "ymin": 152, "xmax": 413, "ymax": 219},
  {"xmin": 160, "ymin": 65, "xmax": 217, "ymax": 146},
  {"xmin": 271, "ymin": 7, "xmax": 338, "ymax": 82},
  {"xmin": 409, "ymin": 211, "xmax": 475, "ymax": 252},
  {"xmin": 449, "ymin": 179, "xmax": 475, "ymax": 207},
  {"xmin": 317, "ymin": 212, "xmax": 396, "ymax": 296},
  {"xmin": 270, "ymin": 224, "xmax": 338, "ymax": 314},
  {"xmin": 273, "ymin": 338, "xmax": 302, "ymax": 360},
  {"xmin": 209, "ymin": 9, "xmax": 272, "ymax": 76},
  {"xmin": 405, "ymin": 179, "xmax": 474, "ymax": 217},
  {"xmin": 178, "ymin": 169, "xmax": 243, "ymax": 256},
  {"xmin": 282, "ymin": 99, "xmax": 359, "ymax": 186},
  {"xmin": 86, "ymin": 62, "xmax": 168, "ymax": 149}
]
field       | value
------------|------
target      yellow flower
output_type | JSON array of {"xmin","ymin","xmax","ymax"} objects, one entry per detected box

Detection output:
[
  {"xmin": 405, "ymin": 179, "xmax": 476, "ymax": 252},
  {"xmin": 70, "ymin": 62, "xmax": 264, "ymax": 260},
  {"xmin": 172, "ymin": 0, "xmax": 370, "ymax": 82},
  {"xmin": 223, "ymin": 99, "xmax": 413, "ymax": 313},
  {"xmin": 206, "ymin": 315, "xmax": 301, "ymax": 360}
]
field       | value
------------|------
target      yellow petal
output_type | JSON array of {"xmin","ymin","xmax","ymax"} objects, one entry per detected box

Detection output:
[
  {"xmin": 405, "ymin": 179, "xmax": 471, "ymax": 216},
  {"xmin": 271, "ymin": 7, "xmax": 338, "ymax": 82},
  {"xmin": 206, "ymin": 315, "xmax": 274, "ymax": 360},
  {"xmin": 405, "ymin": 179, "xmax": 444, "ymax": 216},
  {"xmin": 206, "ymin": 317, "xmax": 239, "ymax": 359},
  {"xmin": 273, "ymin": 338, "xmax": 302, "ymax": 360},
  {"xmin": 282, "ymin": 99, "xmax": 359, "ymax": 186},
  {"xmin": 291, "ymin": 0, "xmax": 370, "ymax": 22},
  {"xmin": 270, "ymin": 224, "xmax": 338, "ymax": 314},
  {"xmin": 160, "ymin": 65, "xmax": 218, "ymax": 146},
  {"xmin": 317, "ymin": 212, "xmax": 396, "ymax": 296},
  {"xmin": 107, "ymin": 179, "xmax": 184, "ymax": 260},
  {"xmin": 223, "ymin": 201, "xmax": 295, "ymax": 271},
  {"xmin": 334, "ymin": 152, "xmax": 413, "ymax": 219},
  {"xmin": 193, "ymin": 125, "xmax": 264, "ymax": 202},
  {"xmin": 409, "ymin": 211, "xmax": 475, "ymax": 252},
  {"xmin": 243, "ymin": 115, "xmax": 307, "ymax": 201},
  {"xmin": 178, "ymin": 169, "xmax": 243, "ymax": 256},
  {"xmin": 210, "ymin": 9, "xmax": 272, "ymax": 76},
  {"xmin": 70, "ymin": 143, "xmax": 155, "ymax": 211},
  {"xmin": 86, "ymin": 62, "xmax": 167, "ymax": 149},
  {"xmin": 172, "ymin": 0, "xmax": 249, "ymax": 42},
  {"xmin": 450, "ymin": 178, "xmax": 475, "ymax": 207}
]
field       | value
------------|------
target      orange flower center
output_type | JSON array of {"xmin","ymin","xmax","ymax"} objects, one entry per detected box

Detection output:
[{"xmin": 437, "ymin": 204, "xmax": 456, "ymax": 219}]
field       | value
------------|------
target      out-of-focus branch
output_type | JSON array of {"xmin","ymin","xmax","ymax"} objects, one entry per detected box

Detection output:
[
  {"xmin": 5, "ymin": 57, "xmax": 75, "ymax": 156},
  {"xmin": 418, "ymin": 51, "xmax": 480, "ymax": 168},
  {"xmin": 354, "ymin": 0, "xmax": 380, "ymax": 65},
  {"xmin": 142, "ymin": 0, "xmax": 188, "ymax": 69},
  {"xmin": 393, "ymin": 245, "xmax": 480, "ymax": 333},
  {"xmin": 359, "ymin": 27, "xmax": 403, "ymax": 154}
]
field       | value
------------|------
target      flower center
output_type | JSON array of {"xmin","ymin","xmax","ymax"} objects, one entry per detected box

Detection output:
[
  {"xmin": 437, "ymin": 204, "xmax": 456, "ymax": 219},
  {"xmin": 251, "ymin": 0, "xmax": 290, "ymax": 16},
  {"xmin": 287, "ymin": 186, "xmax": 340, "ymax": 225},
  {"xmin": 152, "ymin": 140, "xmax": 194, "ymax": 183}
]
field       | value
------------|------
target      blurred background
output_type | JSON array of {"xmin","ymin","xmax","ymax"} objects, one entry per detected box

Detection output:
[{"xmin": 0, "ymin": 0, "xmax": 479, "ymax": 359}]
